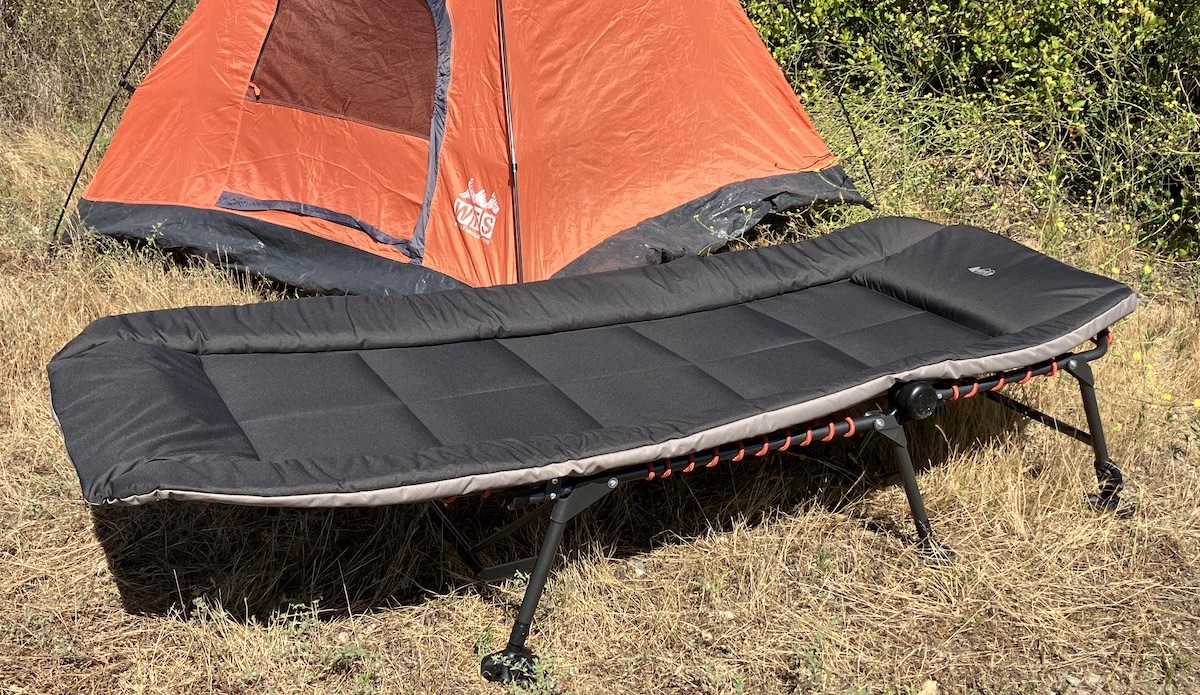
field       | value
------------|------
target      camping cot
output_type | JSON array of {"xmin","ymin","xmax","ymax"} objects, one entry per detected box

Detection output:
[
  {"xmin": 54, "ymin": 0, "xmax": 1138, "ymax": 682},
  {"xmin": 48, "ymin": 216, "xmax": 1137, "ymax": 682}
]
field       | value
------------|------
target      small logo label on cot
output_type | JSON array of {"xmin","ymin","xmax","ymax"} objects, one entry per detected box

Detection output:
[
  {"xmin": 454, "ymin": 179, "xmax": 500, "ymax": 244},
  {"xmin": 968, "ymin": 266, "xmax": 996, "ymax": 277}
]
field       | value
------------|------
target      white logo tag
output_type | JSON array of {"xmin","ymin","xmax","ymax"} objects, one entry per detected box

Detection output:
[
  {"xmin": 454, "ymin": 179, "xmax": 500, "ymax": 244},
  {"xmin": 968, "ymin": 266, "xmax": 996, "ymax": 277}
]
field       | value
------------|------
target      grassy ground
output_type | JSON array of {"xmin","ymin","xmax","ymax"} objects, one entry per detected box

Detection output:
[{"xmin": 1, "ymin": 89, "xmax": 1198, "ymax": 694}]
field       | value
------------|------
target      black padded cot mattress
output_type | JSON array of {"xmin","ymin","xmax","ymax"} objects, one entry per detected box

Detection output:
[{"xmin": 48, "ymin": 217, "xmax": 1138, "ymax": 507}]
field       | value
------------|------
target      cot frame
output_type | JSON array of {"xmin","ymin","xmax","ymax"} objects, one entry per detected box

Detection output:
[{"xmin": 426, "ymin": 330, "xmax": 1130, "ymax": 684}]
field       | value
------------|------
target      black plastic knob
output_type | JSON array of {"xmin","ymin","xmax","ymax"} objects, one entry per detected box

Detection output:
[{"xmin": 893, "ymin": 382, "xmax": 939, "ymax": 420}]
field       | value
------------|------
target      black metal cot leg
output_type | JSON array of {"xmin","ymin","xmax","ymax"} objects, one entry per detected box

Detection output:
[
  {"xmin": 1064, "ymin": 358, "xmax": 1131, "ymax": 516},
  {"xmin": 480, "ymin": 511, "xmax": 565, "ymax": 682},
  {"xmin": 873, "ymin": 412, "xmax": 955, "ymax": 561},
  {"xmin": 481, "ymin": 474, "xmax": 619, "ymax": 684},
  {"xmin": 428, "ymin": 500, "xmax": 554, "ymax": 582},
  {"xmin": 427, "ymin": 501, "xmax": 486, "ymax": 577}
]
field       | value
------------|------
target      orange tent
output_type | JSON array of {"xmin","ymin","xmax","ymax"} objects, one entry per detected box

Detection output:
[{"xmin": 79, "ymin": 0, "xmax": 863, "ymax": 293}]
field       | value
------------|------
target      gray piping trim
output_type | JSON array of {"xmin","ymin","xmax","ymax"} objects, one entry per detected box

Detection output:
[
  {"xmin": 49, "ymin": 390, "xmax": 63, "ymax": 434},
  {"xmin": 216, "ymin": 191, "xmax": 417, "ymax": 258},
  {"xmin": 409, "ymin": 0, "xmax": 452, "ymax": 259},
  {"xmin": 95, "ymin": 294, "xmax": 1138, "ymax": 508}
]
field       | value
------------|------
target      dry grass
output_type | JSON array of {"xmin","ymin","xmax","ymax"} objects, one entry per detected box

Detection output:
[{"xmin": 1, "ymin": 121, "xmax": 1198, "ymax": 695}]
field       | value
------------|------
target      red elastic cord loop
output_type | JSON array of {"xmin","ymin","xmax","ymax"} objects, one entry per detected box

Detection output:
[
  {"xmin": 645, "ymin": 462, "xmax": 656, "ymax": 481},
  {"xmin": 950, "ymin": 384, "xmax": 960, "ymax": 400},
  {"xmin": 441, "ymin": 495, "xmax": 458, "ymax": 505},
  {"xmin": 482, "ymin": 489, "xmax": 492, "ymax": 501},
  {"xmin": 964, "ymin": 381, "xmax": 979, "ymax": 399},
  {"xmin": 683, "ymin": 454, "xmax": 696, "ymax": 474},
  {"xmin": 1018, "ymin": 367, "xmax": 1033, "ymax": 385},
  {"xmin": 800, "ymin": 429, "xmax": 814, "ymax": 447},
  {"xmin": 843, "ymin": 417, "xmax": 856, "ymax": 438},
  {"xmin": 990, "ymin": 375, "xmax": 1006, "ymax": 392},
  {"xmin": 1102, "ymin": 328, "xmax": 1114, "ymax": 345},
  {"xmin": 821, "ymin": 423, "xmax": 837, "ymax": 442},
  {"xmin": 732, "ymin": 443, "xmax": 746, "ymax": 462},
  {"xmin": 706, "ymin": 449, "xmax": 720, "ymax": 468},
  {"xmin": 780, "ymin": 430, "xmax": 792, "ymax": 451},
  {"xmin": 755, "ymin": 436, "xmax": 770, "ymax": 457},
  {"xmin": 1049, "ymin": 361, "xmax": 1059, "ymax": 377},
  {"xmin": 660, "ymin": 460, "xmax": 672, "ymax": 478}
]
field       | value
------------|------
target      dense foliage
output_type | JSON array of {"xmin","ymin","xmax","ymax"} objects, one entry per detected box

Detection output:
[{"xmin": 747, "ymin": 0, "xmax": 1200, "ymax": 256}]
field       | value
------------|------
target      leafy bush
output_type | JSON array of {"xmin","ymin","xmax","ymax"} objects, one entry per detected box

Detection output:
[{"xmin": 747, "ymin": 0, "xmax": 1200, "ymax": 257}]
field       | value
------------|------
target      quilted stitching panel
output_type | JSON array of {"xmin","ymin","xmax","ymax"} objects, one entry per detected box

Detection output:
[
  {"xmin": 746, "ymin": 280, "xmax": 924, "ymax": 339},
  {"xmin": 696, "ymin": 339, "xmax": 870, "ymax": 400},
  {"xmin": 630, "ymin": 304, "xmax": 812, "ymax": 363},
  {"xmin": 359, "ymin": 340, "xmax": 549, "ymax": 400},
  {"xmin": 203, "ymin": 351, "xmax": 401, "ymax": 420},
  {"xmin": 403, "ymin": 383, "xmax": 601, "ymax": 446},
  {"xmin": 237, "ymin": 403, "xmax": 441, "ymax": 459},
  {"xmin": 499, "ymin": 325, "xmax": 686, "ymax": 381},
  {"xmin": 822, "ymin": 312, "xmax": 988, "ymax": 367},
  {"xmin": 554, "ymin": 364, "xmax": 743, "ymax": 428}
]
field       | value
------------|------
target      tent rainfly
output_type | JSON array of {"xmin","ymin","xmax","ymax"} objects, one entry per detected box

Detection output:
[{"xmin": 78, "ymin": 0, "xmax": 864, "ymax": 294}]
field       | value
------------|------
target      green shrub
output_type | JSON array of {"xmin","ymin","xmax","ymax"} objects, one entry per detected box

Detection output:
[{"xmin": 747, "ymin": 0, "xmax": 1200, "ymax": 257}]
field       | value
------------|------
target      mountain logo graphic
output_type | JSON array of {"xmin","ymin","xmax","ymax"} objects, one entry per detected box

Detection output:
[
  {"xmin": 968, "ymin": 266, "xmax": 996, "ymax": 277},
  {"xmin": 454, "ymin": 179, "xmax": 501, "ymax": 243}
]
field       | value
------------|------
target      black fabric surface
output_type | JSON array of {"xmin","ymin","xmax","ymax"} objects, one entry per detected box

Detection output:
[
  {"xmin": 76, "ymin": 199, "xmax": 466, "ymax": 295},
  {"xmin": 48, "ymin": 217, "xmax": 1136, "ymax": 505},
  {"xmin": 59, "ymin": 215, "xmax": 946, "ymax": 359},
  {"xmin": 851, "ymin": 225, "xmax": 1123, "ymax": 336},
  {"xmin": 554, "ymin": 166, "xmax": 866, "ymax": 276}
]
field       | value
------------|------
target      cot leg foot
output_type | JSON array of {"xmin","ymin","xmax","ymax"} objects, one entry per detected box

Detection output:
[
  {"xmin": 481, "ymin": 647, "xmax": 537, "ymax": 684},
  {"xmin": 1086, "ymin": 459, "xmax": 1133, "ymax": 518},
  {"xmin": 1065, "ymin": 359, "xmax": 1135, "ymax": 519},
  {"xmin": 481, "ymin": 475, "xmax": 619, "ymax": 684},
  {"xmin": 917, "ymin": 540, "xmax": 956, "ymax": 563},
  {"xmin": 874, "ymin": 412, "xmax": 955, "ymax": 562}
]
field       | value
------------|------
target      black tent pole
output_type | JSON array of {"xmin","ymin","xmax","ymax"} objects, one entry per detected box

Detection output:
[
  {"xmin": 779, "ymin": 0, "xmax": 879, "ymax": 210},
  {"xmin": 495, "ymin": 0, "xmax": 525, "ymax": 283},
  {"xmin": 49, "ymin": 0, "xmax": 181, "ymax": 249}
]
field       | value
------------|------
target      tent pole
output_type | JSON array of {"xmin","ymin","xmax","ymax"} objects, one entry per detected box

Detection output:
[
  {"xmin": 779, "ymin": 0, "xmax": 880, "ymax": 210},
  {"xmin": 50, "ymin": 0, "xmax": 181, "ymax": 248},
  {"xmin": 495, "ymin": 0, "xmax": 525, "ymax": 283}
]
